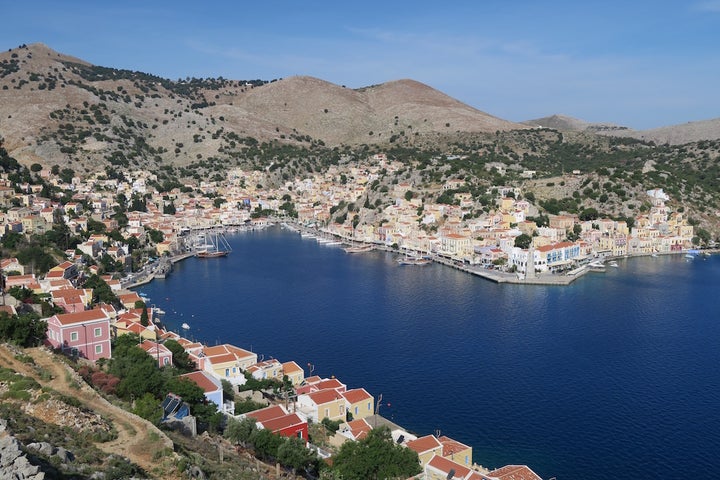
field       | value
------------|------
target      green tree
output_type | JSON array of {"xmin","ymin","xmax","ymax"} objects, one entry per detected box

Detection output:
[
  {"xmin": 0, "ymin": 311, "xmax": 47, "ymax": 347},
  {"xmin": 132, "ymin": 392, "xmax": 163, "ymax": 424},
  {"xmin": 83, "ymin": 274, "xmax": 120, "ymax": 305},
  {"xmin": 514, "ymin": 233, "xmax": 532, "ymax": 249},
  {"xmin": 331, "ymin": 426, "xmax": 421, "ymax": 480},
  {"xmin": 140, "ymin": 306, "xmax": 149, "ymax": 327},
  {"xmin": 277, "ymin": 436, "xmax": 317, "ymax": 475},
  {"xmin": 163, "ymin": 339, "xmax": 196, "ymax": 372},
  {"xmin": 225, "ymin": 416, "xmax": 257, "ymax": 447}
]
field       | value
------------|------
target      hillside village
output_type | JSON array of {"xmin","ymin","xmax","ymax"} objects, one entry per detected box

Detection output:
[{"xmin": 0, "ymin": 147, "xmax": 699, "ymax": 478}]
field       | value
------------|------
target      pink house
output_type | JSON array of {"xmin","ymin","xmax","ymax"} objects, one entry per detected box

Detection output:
[
  {"xmin": 46, "ymin": 309, "xmax": 112, "ymax": 362},
  {"xmin": 139, "ymin": 340, "xmax": 173, "ymax": 368}
]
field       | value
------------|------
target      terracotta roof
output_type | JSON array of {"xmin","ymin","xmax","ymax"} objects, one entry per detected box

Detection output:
[
  {"xmin": 438, "ymin": 435, "xmax": 471, "ymax": 457},
  {"xmin": 407, "ymin": 435, "xmax": 442, "ymax": 455},
  {"xmin": 425, "ymin": 454, "xmax": 470, "ymax": 479},
  {"xmin": 486, "ymin": 465, "xmax": 542, "ymax": 480},
  {"xmin": 260, "ymin": 413, "xmax": 305, "ymax": 433},
  {"xmin": 342, "ymin": 388, "xmax": 372, "ymax": 404},
  {"xmin": 282, "ymin": 361, "xmax": 304, "ymax": 374},
  {"xmin": 53, "ymin": 309, "xmax": 109, "ymax": 326},
  {"xmin": 180, "ymin": 371, "xmax": 221, "ymax": 394},
  {"xmin": 316, "ymin": 378, "xmax": 345, "ymax": 391},
  {"xmin": 308, "ymin": 389, "xmax": 343, "ymax": 405},
  {"xmin": 245, "ymin": 405, "xmax": 287, "ymax": 423}
]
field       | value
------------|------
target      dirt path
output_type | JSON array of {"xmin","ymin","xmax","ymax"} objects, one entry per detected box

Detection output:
[{"xmin": 0, "ymin": 345, "xmax": 179, "ymax": 478}]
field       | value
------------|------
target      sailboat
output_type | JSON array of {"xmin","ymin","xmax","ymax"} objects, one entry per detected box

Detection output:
[{"xmin": 196, "ymin": 230, "xmax": 232, "ymax": 258}]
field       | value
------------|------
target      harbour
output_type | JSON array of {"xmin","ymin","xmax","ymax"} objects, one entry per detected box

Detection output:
[{"xmin": 135, "ymin": 226, "xmax": 720, "ymax": 480}]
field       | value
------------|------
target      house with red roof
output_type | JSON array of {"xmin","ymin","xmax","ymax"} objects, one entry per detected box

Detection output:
[
  {"xmin": 281, "ymin": 361, "xmax": 305, "ymax": 386},
  {"xmin": 439, "ymin": 435, "xmax": 473, "ymax": 467},
  {"xmin": 407, "ymin": 435, "xmax": 444, "ymax": 467},
  {"xmin": 424, "ymin": 454, "xmax": 477, "ymax": 480},
  {"xmin": 46, "ymin": 261, "xmax": 78, "ymax": 281},
  {"xmin": 246, "ymin": 358, "xmax": 282, "ymax": 381},
  {"xmin": 244, "ymin": 404, "xmax": 309, "ymax": 441},
  {"xmin": 139, "ymin": 340, "xmax": 173, "ymax": 368},
  {"xmin": 341, "ymin": 388, "xmax": 374, "ymax": 420},
  {"xmin": 45, "ymin": 309, "xmax": 112, "ymax": 362},
  {"xmin": 481, "ymin": 465, "xmax": 543, "ymax": 480},
  {"xmin": 180, "ymin": 370, "xmax": 223, "ymax": 407},
  {"xmin": 338, "ymin": 418, "xmax": 373, "ymax": 441},
  {"xmin": 0, "ymin": 257, "xmax": 25, "ymax": 275},
  {"xmin": 199, "ymin": 344, "xmax": 257, "ymax": 385},
  {"xmin": 297, "ymin": 389, "xmax": 346, "ymax": 422}
]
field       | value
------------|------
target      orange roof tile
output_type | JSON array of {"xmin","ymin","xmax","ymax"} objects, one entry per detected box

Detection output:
[
  {"xmin": 342, "ymin": 388, "xmax": 372, "ymax": 404},
  {"xmin": 180, "ymin": 371, "xmax": 220, "ymax": 394},
  {"xmin": 246, "ymin": 405, "xmax": 287, "ymax": 423},
  {"xmin": 308, "ymin": 389, "xmax": 343, "ymax": 405},
  {"xmin": 407, "ymin": 435, "xmax": 442, "ymax": 455},
  {"xmin": 486, "ymin": 465, "xmax": 542, "ymax": 480},
  {"xmin": 53, "ymin": 309, "xmax": 108, "ymax": 326}
]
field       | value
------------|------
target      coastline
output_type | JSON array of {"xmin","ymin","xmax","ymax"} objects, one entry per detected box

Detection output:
[{"xmin": 125, "ymin": 222, "xmax": 715, "ymax": 291}]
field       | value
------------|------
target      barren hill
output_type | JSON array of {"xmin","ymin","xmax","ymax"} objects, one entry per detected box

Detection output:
[
  {"xmin": 523, "ymin": 114, "xmax": 720, "ymax": 145},
  {"xmin": 0, "ymin": 43, "xmax": 523, "ymax": 172}
]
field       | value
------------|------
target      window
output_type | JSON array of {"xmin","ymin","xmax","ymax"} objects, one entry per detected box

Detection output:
[
  {"xmin": 94, "ymin": 327, "xmax": 102, "ymax": 337},
  {"xmin": 163, "ymin": 357, "xmax": 170, "ymax": 366},
  {"xmin": 324, "ymin": 408, "xmax": 329, "ymax": 418},
  {"xmin": 70, "ymin": 331, "xmax": 78, "ymax": 342},
  {"xmin": 95, "ymin": 344, "xmax": 102, "ymax": 354},
  {"xmin": 225, "ymin": 368, "xmax": 230, "ymax": 377},
  {"xmin": 354, "ymin": 406, "xmax": 358, "ymax": 415}
]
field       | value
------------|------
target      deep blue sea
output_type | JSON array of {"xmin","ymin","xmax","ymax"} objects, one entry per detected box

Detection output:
[{"xmin": 136, "ymin": 226, "xmax": 720, "ymax": 480}]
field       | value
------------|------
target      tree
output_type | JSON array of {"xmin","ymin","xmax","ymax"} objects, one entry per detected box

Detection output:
[
  {"xmin": 225, "ymin": 416, "xmax": 257, "ymax": 447},
  {"xmin": 133, "ymin": 392, "xmax": 163, "ymax": 424},
  {"xmin": 163, "ymin": 339, "xmax": 196, "ymax": 372},
  {"xmin": 147, "ymin": 228, "xmax": 164, "ymax": 244},
  {"xmin": 277, "ymin": 436, "xmax": 317, "ymax": 475},
  {"xmin": 331, "ymin": 426, "xmax": 421, "ymax": 480},
  {"xmin": 0, "ymin": 311, "xmax": 47, "ymax": 347},
  {"xmin": 579, "ymin": 207, "xmax": 599, "ymax": 221},
  {"xmin": 140, "ymin": 306, "xmax": 149, "ymax": 327},
  {"xmin": 514, "ymin": 233, "xmax": 532, "ymax": 249}
]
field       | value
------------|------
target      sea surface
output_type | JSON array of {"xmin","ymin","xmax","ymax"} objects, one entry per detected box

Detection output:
[{"xmin": 136, "ymin": 226, "xmax": 720, "ymax": 480}]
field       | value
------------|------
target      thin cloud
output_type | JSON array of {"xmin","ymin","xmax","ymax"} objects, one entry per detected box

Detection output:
[{"xmin": 693, "ymin": 1, "xmax": 720, "ymax": 12}]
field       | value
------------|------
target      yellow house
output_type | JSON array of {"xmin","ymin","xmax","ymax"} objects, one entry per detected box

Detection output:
[
  {"xmin": 407, "ymin": 435, "xmax": 444, "ymax": 467},
  {"xmin": 438, "ymin": 435, "xmax": 473, "ymax": 467},
  {"xmin": 281, "ymin": 361, "xmax": 305, "ymax": 386},
  {"xmin": 341, "ymin": 388, "xmax": 374, "ymax": 420},
  {"xmin": 297, "ymin": 389, "xmax": 346, "ymax": 422},
  {"xmin": 201, "ymin": 344, "xmax": 257, "ymax": 386}
]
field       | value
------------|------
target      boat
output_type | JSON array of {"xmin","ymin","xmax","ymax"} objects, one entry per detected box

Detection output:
[
  {"xmin": 181, "ymin": 323, "xmax": 190, "ymax": 331},
  {"xmin": 397, "ymin": 251, "xmax": 432, "ymax": 266},
  {"xmin": 196, "ymin": 231, "xmax": 231, "ymax": 258},
  {"xmin": 608, "ymin": 261, "xmax": 619, "ymax": 267},
  {"xmin": 398, "ymin": 257, "xmax": 431, "ymax": 266},
  {"xmin": 344, "ymin": 244, "xmax": 374, "ymax": 253},
  {"xmin": 588, "ymin": 260, "xmax": 606, "ymax": 271},
  {"xmin": 684, "ymin": 253, "xmax": 695, "ymax": 259}
]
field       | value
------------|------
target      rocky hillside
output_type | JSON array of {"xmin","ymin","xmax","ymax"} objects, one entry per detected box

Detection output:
[
  {"xmin": 0, "ymin": 43, "xmax": 522, "ymax": 173},
  {"xmin": 523, "ymin": 114, "xmax": 720, "ymax": 145}
]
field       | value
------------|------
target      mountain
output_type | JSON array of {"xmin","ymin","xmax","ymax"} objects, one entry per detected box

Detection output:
[
  {"xmin": 523, "ymin": 114, "xmax": 720, "ymax": 145},
  {"xmin": 0, "ymin": 43, "xmax": 522, "ymax": 172}
]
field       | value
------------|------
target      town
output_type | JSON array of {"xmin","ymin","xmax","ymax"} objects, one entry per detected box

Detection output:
[{"xmin": 0, "ymin": 151, "xmax": 698, "ymax": 479}]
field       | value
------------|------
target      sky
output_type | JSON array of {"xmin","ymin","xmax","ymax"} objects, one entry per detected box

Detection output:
[{"xmin": 2, "ymin": 0, "xmax": 719, "ymax": 130}]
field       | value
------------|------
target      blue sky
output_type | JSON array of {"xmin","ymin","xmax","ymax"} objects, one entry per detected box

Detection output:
[{"xmin": 3, "ymin": 1, "xmax": 719, "ymax": 129}]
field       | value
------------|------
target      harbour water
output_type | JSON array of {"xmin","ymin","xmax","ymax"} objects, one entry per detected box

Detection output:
[{"xmin": 137, "ymin": 226, "xmax": 720, "ymax": 480}]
